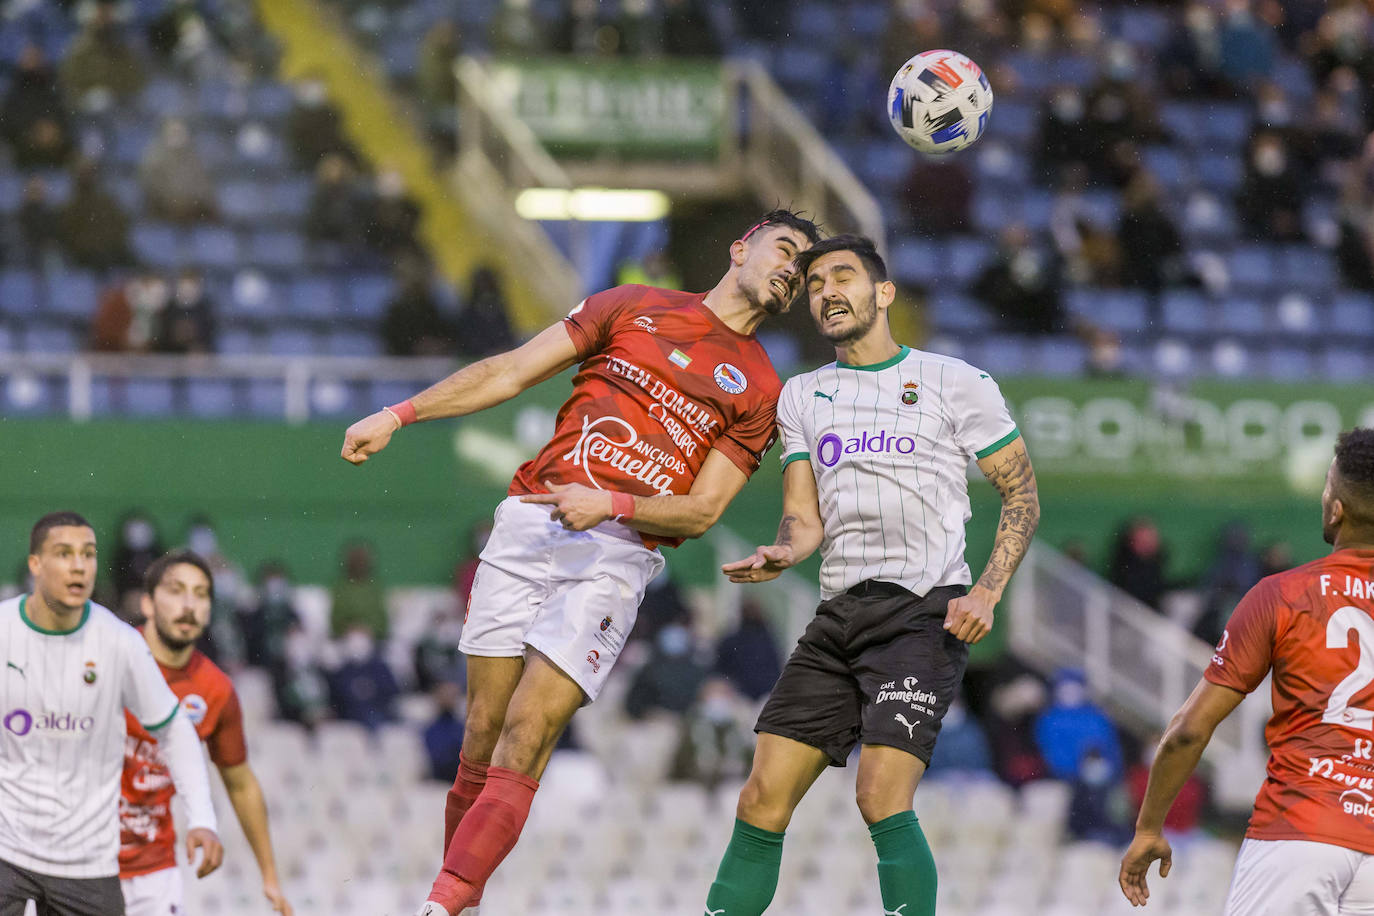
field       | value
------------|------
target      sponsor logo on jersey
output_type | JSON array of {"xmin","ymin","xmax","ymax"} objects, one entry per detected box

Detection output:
[
  {"xmin": 669, "ymin": 348, "xmax": 691, "ymax": 369},
  {"xmin": 901, "ymin": 381, "xmax": 919, "ymax": 405},
  {"xmin": 3, "ymin": 708, "xmax": 96, "ymax": 738},
  {"xmin": 713, "ymin": 363, "xmax": 747, "ymax": 395},
  {"xmin": 5, "ymin": 661, "xmax": 23, "ymax": 679},
  {"xmin": 815, "ymin": 430, "xmax": 920, "ymax": 468},
  {"xmin": 606, "ymin": 356, "xmax": 719, "ymax": 441},
  {"xmin": 83, "ymin": 660, "xmax": 97, "ymax": 684},
  {"xmin": 563, "ymin": 415, "xmax": 683, "ymax": 495},
  {"xmin": 875, "ymin": 676, "xmax": 939, "ymax": 708},
  {"xmin": 893, "ymin": 713, "xmax": 920, "ymax": 739},
  {"xmin": 634, "ymin": 316, "xmax": 657, "ymax": 333},
  {"xmin": 181, "ymin": 694, "xmax": 208, "ymax": 726},
  {"xmin": 1341, "ymin": 788, "xmax": 1374, "ymax": 819},
  {"xmin": 814, "ymin": 390, "xmax": 835, "ymax": 402},
  {"xmin": 586, "ymin": 650, "xmax": 601, "ymax": 674}
]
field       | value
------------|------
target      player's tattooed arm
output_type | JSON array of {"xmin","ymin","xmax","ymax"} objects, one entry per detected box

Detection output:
[
  {"xmin": 972, "ymin": 436, "xmax": 1040, "ymax": 601},
  {"xmin": 723, "ymin": 460, "xmax": 823, "ymax": 583},
  {"xmin": 776, "ymin": 514, "xmax": 798, "ymax": 548}
]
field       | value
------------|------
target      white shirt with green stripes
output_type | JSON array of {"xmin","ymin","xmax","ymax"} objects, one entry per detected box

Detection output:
[
  {"xmin": 778, "ymin": 346, "xmax": 1020, "ymax": 601},
  {"xmin": 0, "ymin": 595, "xmax": 185, "ymax": 878}
]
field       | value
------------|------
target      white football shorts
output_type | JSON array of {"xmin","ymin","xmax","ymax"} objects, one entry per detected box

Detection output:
[
  {"xmin": 459, "ymin": 496, "xmax": 665, "ymax": 701},
  {"xmin": 1224, "ymin": 838, "xmax": 1374, "ymax": 915},
  {"xmin": 121, "ymin": 865, "xmax": 183, "ymax": 916}
]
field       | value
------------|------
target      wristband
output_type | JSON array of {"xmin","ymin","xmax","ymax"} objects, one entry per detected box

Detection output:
[
  {"xmin": 386, "ymin": 399, "xmax": 417, "ymax": 427},
  {"xmin": 611, "ymin": 492, "xmax": 635, "ymax": 521}
]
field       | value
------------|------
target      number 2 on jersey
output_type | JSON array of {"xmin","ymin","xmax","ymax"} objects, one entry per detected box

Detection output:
[{"xmin": 1325, "ymin": 605, "xmax": 1374, "ymax": 731}]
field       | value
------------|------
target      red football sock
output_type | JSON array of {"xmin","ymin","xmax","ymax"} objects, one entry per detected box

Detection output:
[
  {"xmin": 443, "ymin": 752, "xmax": 490, "ymax": 856},
  {"xmin": 428, "ymin": 767, "xmax": 540, "ymax": 913}
]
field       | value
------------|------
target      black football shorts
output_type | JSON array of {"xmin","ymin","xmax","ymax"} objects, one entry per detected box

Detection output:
[{"xmin": 755, "ymin": 581, "xmax": 969, "ymax": 766}]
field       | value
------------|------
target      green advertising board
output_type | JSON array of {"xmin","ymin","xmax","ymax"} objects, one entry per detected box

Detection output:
[
  {"xmin": 1, "ymin": 375, "xmax": 1363, "ymax": 601},
  {"xmin": 487, "ymin": 57, "xmax": 726, "ymax": 159}
]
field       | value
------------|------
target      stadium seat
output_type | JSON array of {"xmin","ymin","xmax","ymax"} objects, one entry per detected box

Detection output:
[
  {"xmin": 132, "ymin": 222, "xmax": 185, "ymax": 268},
  {"xmin": 1217, "ymin": 298, "xmax": 1267, "ymax": 335},
  {"xmin": 1198, "ymin": 103, "xmax": 1251, "ymax": 147},
  {"xmin": 248, "ymin": 82, "xmax": 294, "ymax": 119},
  {"xmin": 324, "ymin": 330, "xmax": 384, "ymax": 357},
  {"xmin": 1066, "ymin": 289, "xmax": 1148, "ymax": 334},
  {"xmin": 97, "ymin": 377, "xmax": 177, "ymax": 416},
  {"xmin": 1332, "ymin": 293, "xmax": 1374, "ymax": 338},
  {"xmin": 974, "ymin": 336, "xmax": 1031, "ymax": 375},
  {"xmin": 44, "ymin": 269, "xmax": 99, "ymax": 320},
  {"xmin": 1160, "ymin": 289, "xmax": 1210, "ymax": 334},
  {"xmin": 1264, "ymin": 346, "xmax": 1314, "ymax": 381},
  {"xmin": 186, "ymin": 378, "xmax": 239, "ymax": 416},
  {"xmin": 1195, "ymin": 151, "xmax": 1244, "ymax": 191},
  {"xmin": 929, "ymin": 292, "xmax": 993, "ymax": 333},
  {"xmin": 1280, "ymin": 246, "xmax": 1338, "ymax": 294},
  {"xmin": 248, "ymin": 229, "xmax": 307, "ymax": 270},
  {"xmin": 287, "ymin": 277, "xmax": 339, "ymax": 320},
  {"xmin": 1273, "ymin": 293, "xmax": 1317, "ymax": 336},
  {"xmin": 218, "ymin": 180, "xmax": 265, "ymax": 223},
  {"xmin": 189, "ymin": 225, "xmax": 241, "ymax": 270},
  {"xmin": 1320, "ymin": 347, "xmax": 1368, "ymax": 382},
  {"xmin": 141, "ymin": 77, "xmax": 190, "ymax": 117},
  {"xmin": 1140, "ymin": 146, "xmax": 1187, "ymax": 189},
  {"xmin": 0, "ymin": 172, "xmax": 24, "ymax": 211},
  {"xmin": 0, "ymin": 325, "xmax": 12, "ymax": 353},
  {"xmin": 247, "ymin": 379, "xmax": 287, "ymax": 417},
  {"xmin": 265, "ymin": 327, "xmax": 320, "ymax": 356},
  {"xmin": 0, "ymin": 269, "xmax": 40, "ymax": 317},
  {"xmin": 23, "ymin": 322, "xmax": 77, "ymax": 353},
  {"xmin": 1226, "ymin": 245, "xmax": 1277, "ymax": 291},
  {"xmin": 891, "ymin": 237, "xmax": 942, "ymax": 286},
  {"xmin": 986, "ymin": 99, "xmax": 1036, "ymax": 143},
  {"xmin": 1033, "ymin": 337, "xmax": 1088, "ymax": 376},
  {"xmin": 947, "ymin": 236, "xmax": 992, "ymax": 283},
  {"xmin": 3, "ymin": 372, "xmax": 56, "ymax": 414},
  {"xmin": 345, "ymin": 274, "xmax": 393, "ymax": 321}
]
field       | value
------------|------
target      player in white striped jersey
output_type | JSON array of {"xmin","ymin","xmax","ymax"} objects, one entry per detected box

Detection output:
[
  {"xmin": 703, "ymin": 236, "xmax": 1040, "ymax": 916},
  {"xmin": 0, "ymin": 512, "xmax": 221, "ymax": 916}
]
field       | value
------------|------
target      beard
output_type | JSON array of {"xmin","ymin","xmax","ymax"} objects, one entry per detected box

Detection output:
[
  {"xmin": 816, "ymin": 294, "xmax": 879, "ymax": 344},
  {"xmin": 155, "ymin": 618, "xmax": 201, "ymax": 651}
]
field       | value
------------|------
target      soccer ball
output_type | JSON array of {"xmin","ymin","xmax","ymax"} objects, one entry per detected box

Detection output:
[{"xmin": 887, "ymin": 50, "xmax": 993, "ymax": 155}]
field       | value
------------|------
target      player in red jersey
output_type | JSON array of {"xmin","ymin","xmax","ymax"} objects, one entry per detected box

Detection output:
[
  {"xmin": 340, "ymin": 209, "xmax": 821, "ymax": 916},
  {"xmin": 1121, "ymin": 428, "xmax": 1374, "ymax": 913},
  {"xmin": 119, "ymin": 550, "xmax": 293, "ymax": 916}
]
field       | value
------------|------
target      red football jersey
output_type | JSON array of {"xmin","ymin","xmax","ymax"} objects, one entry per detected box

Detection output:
[
  {"xmin": 509, "ymin": 285, "xmax": 782, "ymax": 548},
  {"xmin": 119, "ymin": 650, "xmax": 246, "ymax": 877},
  {"xmin": 1206, "ymin": 547, "xmax": 1374, "ymax": 853}
]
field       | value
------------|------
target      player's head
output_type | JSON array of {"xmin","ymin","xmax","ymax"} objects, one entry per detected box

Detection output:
[
  {"xmin": 1323, "ymin": 428, "xmax": 1374, "ymax": 546},
  {"xmin": 142, "ymin": 549, "xmax": 214, "ymax": 651},
  {"xmin": 27, "ymin": 511, "xmax": 97, "ymax": 613},
  {"xmin": 730, "ymin": 209, "xmax": 822, "ymax": 315},
  {"xmin": 795, "ymin": 234, "xmax": 896, "ymax": 346}
]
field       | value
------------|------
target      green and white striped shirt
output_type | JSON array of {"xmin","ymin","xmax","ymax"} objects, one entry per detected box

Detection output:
[{"xmin": 778, "ymin": 346, "xmax": 1019, "ymax": 600}]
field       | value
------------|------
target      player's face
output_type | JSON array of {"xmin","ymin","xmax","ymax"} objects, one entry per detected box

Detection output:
[
  {"xmin": 27, "ymin": 525, "xmax": 97, "ymax": 613},
  {"xmin": 739, "ymin": 226, "xmax": 808, "ymax": 315},
  {"xmin": 806, "ymin": 250, "xmax": 882, "ymax": 344},
  {"xmin": 147, "ymin": 562, "xmax": 212, "ymax": 651}
]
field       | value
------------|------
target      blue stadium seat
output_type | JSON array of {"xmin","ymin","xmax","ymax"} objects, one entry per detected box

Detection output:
[
  {"xmin": 946, "ymin": 237, "xmax": 991, "ymax": 283},
  {"xmin": 1227, "ymin": 245, "xmax": 1277, "ymax": 290},
  {"xmin": 1160, "ymin": 290, "xmax": 1211, "ymax": 334},
  {"xmin": 1112, "ymin": 6, "xmax": 1172, "ymax": 50},
  {"xmin": 773, "ymin": 46, "xmax": 829, "ymax": 90},
  {"xmin": 140, "ymin": 77, "xmax": 190, "ymax": 117},
  {"xmin": 187, "ymin": 379, "xmax": 239, "ymax": 417},
  {"xmin": 1198, "ymin": 103, "xmax": 1251, "ymax": 147},
  {"xmin": 0, "ymin": 325, "xmax": 13, "ymax": 353},
  {"xmin": 93, "ymin": 378, "xmax": 176, "ymax": 416},
  {"xmin": 1160, "ymin": 102, "xmax": 1204, "ymax": 146},
  {"xmin": 1049, "ymin": 55, "xmax": 1095, "ymax": 87},
  {"xmin": 217, "ymin": 328, "xmax": 261, "ymax": 355},
  {"xmin": 846, "ymin": 1, "xmax": 887, "ymax": 39},
  {"xmin": 1140, "ymin": 146, "xmax": 1187, "ymax": 189},
  {"xmin": 132, "ymin": 222, "xmax": 184, "ymax": 268},
  {"xmin": 928, "ymin": 291, "xmax": 992, "ymax": 333},
  {"xmin": 860, "ymin": 142, "xmax": 914, "ymax": 194},
  {"xmin": 287, "ymin": 277, "xmax": 339, "ymax": 319},
  {"xmin": 0, "ymin": 269, "xmax": 41, "ymax": 317},
  {"xmin": 189, "ymin": 225, "xmax": 241, "ymax": 270},
  {"xmin": 1320, "ymin": 347, "xmax": 1368, "ymax": 382},
  {"xmin": 324, "ymin": 330, "xmax": 384, "ymax": 357},
  {"xmin": 791, "ymin": 2, "xmax": 842, "ymax": 41},
  {"xmin": 1280, "ymin": 246, "xmax": 1337, "ymax": 294},
  {"xmin": 272, "ymin": 177, "xmax": 313, "ymax": 218},
  {"xmin": 45, "ymin": 270, "xmax": 98, "ymax": 319},
  {"xmin": 0, "ymin": 173, "xmax": 24, "ymax": 211},
  {"xmin": 891, "ymin": 237, "xmax": 942, "ymax": 286},
  {"xmin": 3, "ymin": 374, "xmax": 57, "ymax": 414},
  {"xmin": 1195, "ymin": 152, "xmax": 1244, "ymax": 192},
  {"xmin": 108, "ymin": 174, "xmax": 141, "ymax": 212},
  {"xmin": 974, "ymin": 142, "xmax": 1031, "ymax": 186},
  {"xmin": 1033, "ymin": 337, "xmax": 1088, "ymax": 376},
  {"xmin": 248, "ymin": 83, "xmax": 294, "ymax": 119},
  {"xmin": 986, "ymin": 99, "xmax": 1036, "ymax": 143},
  {"xmin": 218, "ymin": 180, "xmax": 265, "ymax": 223},
  {"xmin": 974, "ymin": 336, "xmax": 1032, "ymax": 375},
  {"xmin": 23, "ymin": 323, "xmax": 78, "ymax": 353},
  {"xmin": 1264, "ymin": 347, "xmax": 1314, "ymax": 381},
  {"xmin": 309, "ymin": 379, "xmax": 363, "ymax": 417},
  {"xmin": 1332, "ymin": 293, "xmax": 1374, "ymax": 338},
  {"xmin": 110, "ymin": 123, "xmax": 152, "ymax": 167},
  {"xmin": 1217, "ymin": 298, "xmax": 1267, "ymax": 335},
  {"xmin": 1067, "ymin": 289, "xmax": 1148, "ymax": 333},
  {"xmin": 369, "ymin": 381, "xmax": 420, "ymax": 412},
  {"xmin": 247, "ymin": 379, "xmax": 286, "ymax": 418},
  {"xmin": 265, "ymin": 327, "xmax": 320, "ymax": 355},
  {"xmin": 248, "ymin": 230, "xmax": 306, "ymax": 269},
  {"xmin": 345, "ymin": 274, "xmax": 392, "ymax": 320}
]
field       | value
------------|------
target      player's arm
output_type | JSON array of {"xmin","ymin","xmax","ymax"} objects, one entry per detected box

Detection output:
[
  {"xmin": 219, "ymin": 762, "xmax": 292, "ymax": 915},
  {"xmin": 1119, "ymin": 679, "xmax": 1245, "ymax": 906},
  {"xmin": 722, "ymin": 457, "xmax": 823, "ymax": 583},
  {"xmin": 521, "ymin": 448, "xmax": 751, "ymax": 539},
  {"xmin": 149, "ymin": 709, "xmax": 224, "ymax": 877},
  {"xmin": 341, "ymin": 321, "xmax": 581, "ymax": 465},
  {"xmin": 944, "ymin": 436, "xmax": 1040, "ymax": 644}
]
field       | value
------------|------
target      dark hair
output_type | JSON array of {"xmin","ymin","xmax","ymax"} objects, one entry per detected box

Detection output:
[
  {"xmin": 1335, "ymin": 428, "xmax": 1374, "ymax": 526},
  {"xmin": 143, "ymin": 549, "xmax": 215, "ymax": 601},
  {"xmin": 30, "ymin": 511, "xmax": 93, "ymax": 555},
  {"xmin": 742, "ymin": 209, "xmax": 823, "ymax": 246},
  {"xmin": 794, "ymin": 234, "xmax": 889, "ymax": 282}
]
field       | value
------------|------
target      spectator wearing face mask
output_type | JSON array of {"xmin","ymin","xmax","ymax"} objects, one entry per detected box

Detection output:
[
  {"xmin": 625, "ymin": 617, "xmax": 711, "ymax": 719},
  {"xmin": 1108, "ymin": 517, "xmax": 1169, "ymax": 610},
  {"xmin": 285, "ymin": 75, "xmax": 355, "ymax": 171},
  {"xmin": 153, "ymin": 269, "xmax": 217, "ymax": 354},
  {"xmin": 669, "ymin": 678, "xmax": 754, "ymax": 791},
  {"xmin": 423, "ymin": 681, "xmax": 466, "ymax": 781},
  {"xmin": 1238, "ymin": 130, "xmax": 1305, "ymax": 241},
  {"xmin": 139, "ymin": 118, "xmax": 218, "ymax": 224},
  {"xmin": 241, "ymin": 561, "xmax": 299, "ymax": 671},
  {"xmin": 1033, "ymin": 668, "xmax": 1124, "ymax": 784},
  {"xmin": 58, "ymin": 3, "xmax": 147, "ymax": 106},
  {"xmin": 183, "ymin": 516, "xmax": 250, "ymax": 666},
  {"xmin": 273, "ymin": 618, "xmax": 329, "ymax": 730},
  {"xmin": 924, "ymin": 690, "xmax": 995, "ymax": 779},
  {"xmin": 712, "ymin": 600, "xmax": 782, "ymax": 702},
  {"xmin": 328, "ymin": 625, "xmax": 399, "ymax": 730},
  {"xmin": 113, "ymin": 510, "xmax": 164, "ymax": 624},
  {"xmin": 1067, "ymin": 746, "xmax": 1132, "ymax": 844},
  {"xmin": 329, "ymin": 541, "xmax": 389, "ymax": 642}
]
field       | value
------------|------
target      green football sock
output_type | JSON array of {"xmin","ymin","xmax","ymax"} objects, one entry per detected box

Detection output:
[
  {"xmin": 703, "ymin": 818, "xmax": 785, "ymax": 916},
  {"xmin": 869, "ymin": 810, "xmax": 937, "ymax": 916}
]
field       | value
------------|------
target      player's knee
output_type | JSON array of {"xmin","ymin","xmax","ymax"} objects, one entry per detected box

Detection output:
[
  {"xmin": 463, "ymin": 698, "xmax": 505, "ymax": 747},
  {"xmin": 854, "ymin": 784, "xmax": 909, "ymax": 825},
  {"xmin": 735, "ymin": 776, "xmax": 793, "ymax": 832}
]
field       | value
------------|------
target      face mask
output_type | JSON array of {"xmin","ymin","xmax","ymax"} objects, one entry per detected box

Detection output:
[
  {"xmin": 344, "ymin": 631, "xmax": 375, "ymax": 662},
  {"xmin": 701, "ymin": 695, "xmax": 734, "ymax": 724},
  {"xmin": 657, "ymin": 625, "xmax": 690, "ymax": 657},
  {"xmin": 285, "ymin": 633, "xmax": 313, "ymax": 669},
  {"xmin": 188, "ymin": 527, "xmax": 216, "ymax": 556},
  {"xmin": 124, "ymin": 520, "xmax": 155, "ymax": 550},
  {"xmin": 264, "ymin": 577, "xmax": 289, "ymax": 602},
  {"xmin": 1255, "ymin": 146, "xmax": 1285, "ymax": 175},
  {"xmin": 1055, "ymin": 680, "xmax": 1088, "ymax": 707},
  {"xmin": 1079, "ymin": 754, "xmax": 1113, "ymax": 786}
]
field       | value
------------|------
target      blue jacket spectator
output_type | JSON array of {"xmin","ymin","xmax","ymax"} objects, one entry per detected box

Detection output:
[{"xmin": 1033, "ymin": 669, "xmax": 1124, "ymax": 782}]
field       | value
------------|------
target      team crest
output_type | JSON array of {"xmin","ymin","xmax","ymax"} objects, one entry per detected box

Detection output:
[
  {"xmin": 182, "ymin": 694, "xmax": 208, "ymax": 726},
  {"xmin": 713, "ymin": 362, "xmax": 748, "ymax": 395},
  {"xmin": 83, "ymin": 660, "xmax": 96, "ymax": 685},
  {"xmin": 901, "ymin": 381, "xmax": 919, "ymax": 405},
  {"xmin": 600, "ymin": 615, "xmax": 613, "ymax": 632}
]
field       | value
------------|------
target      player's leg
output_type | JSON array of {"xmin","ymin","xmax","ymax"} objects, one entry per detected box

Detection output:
[
  {"xmin": 425, "ymin": 651, "xmax": 585, "ymax": 915},
  {"xmin": 444, "ymin": 655, "xmax": 523, "ymax": 854},
  {"xmin": 118, "ymin": 867, "xmax": 181, "ymax": 916},
  {"xmin": 852, "ymin": 584, "xmax": 972, "ymax": 916},
  {"xmin": 35, "ymin": 873, "xmax": 125, "ymax": 916},
  {"xmin": 703, "ymin": 733, "xmax": 830, "ymax": 916},
  {"xmin": 1223, "ymin": 838, "xmax": 1351, "ymax": 915},
  {"xmin": 0, "ymin": 859, "xmax": 45, "ymax": 916},
  {"xmin": 1339, "ymin": 849, "xmax": 1374, "ymax": 915},
  {"xmin": 705, "ymin": 597, "xmax": 862, "ymax": 916}
]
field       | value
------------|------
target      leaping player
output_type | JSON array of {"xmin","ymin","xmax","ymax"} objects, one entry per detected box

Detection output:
[
  {"xmin": 340, "ymin": 210, "xmax": 821, "ymax": 916},
  {"xmin": 1121, "ymin": 428, "xmax": 1374, "ymax": 913},
  {"xmin": 120, "ymin": 549, "xmax": 292, "ymax": 916}
]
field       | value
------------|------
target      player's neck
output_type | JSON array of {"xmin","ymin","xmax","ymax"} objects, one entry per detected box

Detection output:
[
  {"xmin": 1334, "ymin": 530, "xmax": 1374, "ymax": 553},
  {"xmin": 702, "ymin": 282, "xmax": 765, "ymax": 336},
  {"xmin": 25, "ymin": 591, "xmax": 84, "ymax": 632},
  {"xmin": 144, "ymin": 625, "xmax": 193, "ymax": 668},
  {"xmin": 834, "ymin": 332, "xmax": 902, "ymax": 369}
]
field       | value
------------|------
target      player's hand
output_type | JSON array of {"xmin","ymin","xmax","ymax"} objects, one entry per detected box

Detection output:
[
  {"xmin": 722, "ymin": 545, "xmax": 796, "ymax": 583},
  {"xmin": 1119, "ymin": 831, "xmax": 1172, "ymax": 906},
  {"xmin": 186, "ymin": 827, "xmax": 224, "ymax": 878},
  {"xmin": 263, "ymin": 878, "xmax": 294, "ymax": 915},
  {"xmin": 943, "ymin": 585, "xmax": 996, "ymax": 643},
  {"xmin": 520, "ymin": 481, "xmax": 613, "ymax": 530},
  {"xmin": 341, "ymin": 410, "xmax": 401, "ymax": 465}
]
